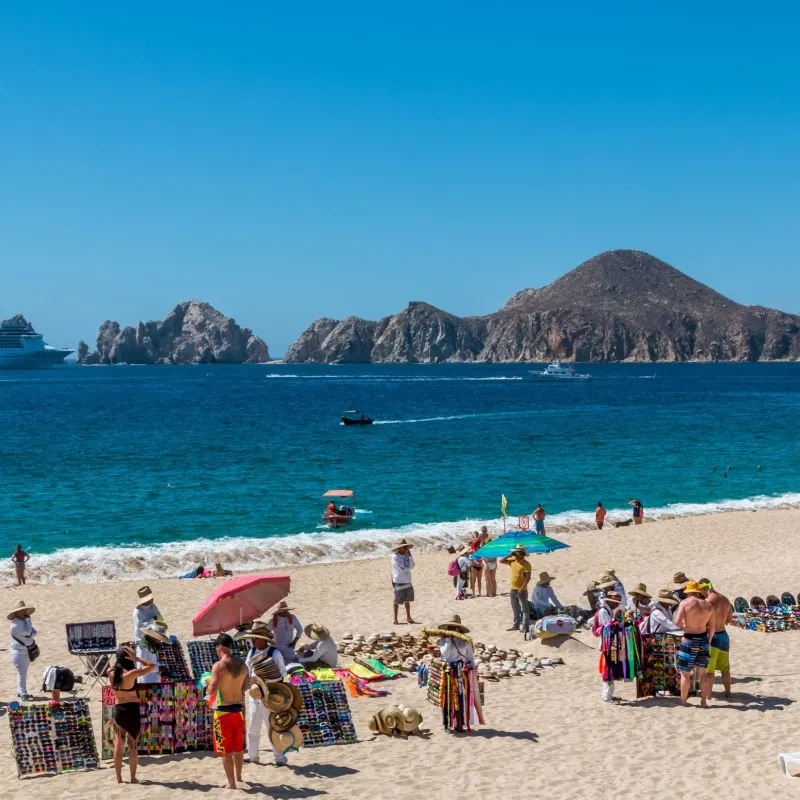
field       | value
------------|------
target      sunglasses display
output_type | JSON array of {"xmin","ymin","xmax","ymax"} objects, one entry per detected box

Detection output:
[
  {"xmin": 66, "ymin": 620, "xmax": 117, "ymax": 654},
  {"xmin": 9, "ymin": 700, "xmax": 99, "ymax": 779},
  {"xmin": 101, "ymin": 682, "xmax": 214, "ymax": 759},
  {"xmin": 294, "ymin": 680, "xmax": 356, "ymax": 748},
  {"xmin": 187, "ymin": 639, "xmax": 248, "ymax": 680},
  {"xmin": 119, "ymin": 640, "xmax": 191, "ymax": 681}
]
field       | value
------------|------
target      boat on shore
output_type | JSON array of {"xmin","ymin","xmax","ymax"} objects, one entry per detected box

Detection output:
[{"xmin": 531, "ymin": 360, "xmax": 591, "ymax": 381}]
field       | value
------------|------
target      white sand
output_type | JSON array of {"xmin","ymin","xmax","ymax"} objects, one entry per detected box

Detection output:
[{"xmin": 3, "ymin": 508, "xmax": 800, "ymax": 799}]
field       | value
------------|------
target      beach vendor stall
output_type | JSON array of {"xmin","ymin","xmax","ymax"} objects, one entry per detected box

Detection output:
[{"xmin": 422, "ymin": 614, "xmax": 484, "ymax": 733}]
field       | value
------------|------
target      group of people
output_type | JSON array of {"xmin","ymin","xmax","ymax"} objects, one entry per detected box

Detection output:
[{"xmin": 588, "ymin": 570, "xmax": 733, "ymax": 705}]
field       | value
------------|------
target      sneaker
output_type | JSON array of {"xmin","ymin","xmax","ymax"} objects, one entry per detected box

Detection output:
[{"xmin": 274, "ymin": 760, "xmax": 288, "ymax": 768}]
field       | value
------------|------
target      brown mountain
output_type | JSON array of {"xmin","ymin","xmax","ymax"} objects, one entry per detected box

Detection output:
[
  {"xmin": 78, "ymin": 301, "xmax": 270, "ymax": 365},
  {"xmin": 284, "ymin": 250, "xmax": 800, "ymax": 363}
]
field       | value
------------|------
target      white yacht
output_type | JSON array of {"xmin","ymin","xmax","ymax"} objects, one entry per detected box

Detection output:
[
  {"xmin": 0, "ymin": 315, "xmax": 73, "ymax": 369},
  {"xmin": 531, "ymin": 359, "xmax": 591, "ymax": 381}
]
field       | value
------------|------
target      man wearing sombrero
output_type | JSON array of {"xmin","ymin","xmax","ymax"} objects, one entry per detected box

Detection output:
[
  {"xmin": 391, "ymin": 538, "xmax": 416, "ymax": 625},
  {"xmin": 297, "ymin": 623, "xmax": 339, "ymax": 668},
  {"xmin": 266, "ymin": 601, "xmax": 304, "ymax": 662},
  {"xmin": 240, "ymin": 621, "xmax": 290, "ymax": 766},
  {"xmin": 499, "ymin": 545, "xmax": 531, "ymax": 632}
]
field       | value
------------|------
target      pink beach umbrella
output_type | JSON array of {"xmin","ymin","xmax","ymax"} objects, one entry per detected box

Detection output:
[{"xmin": 192, "ymin": 574, "xmax": 291, "ymax": 636}]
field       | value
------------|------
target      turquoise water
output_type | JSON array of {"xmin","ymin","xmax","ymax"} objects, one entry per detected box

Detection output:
[{"xmin": 1, "ymin": 362, "xmax": 799, "ymax": 582}]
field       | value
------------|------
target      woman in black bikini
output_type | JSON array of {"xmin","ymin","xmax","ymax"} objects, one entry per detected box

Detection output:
[{"xmin": 107, "ymin": 646, "xmax": 156, "ymax": 784}]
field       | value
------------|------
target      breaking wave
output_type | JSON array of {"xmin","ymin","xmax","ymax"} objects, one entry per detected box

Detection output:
[{"xmin": 4, "ymin": 492, "xmax": 799, "ymax": 585}]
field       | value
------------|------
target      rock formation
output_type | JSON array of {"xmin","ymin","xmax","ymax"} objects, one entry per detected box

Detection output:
[
  {"xmin": 285, "ymin": 250, "xmax": 800, "ymax": 363},
  {"xmin": 78, "ymin": 301, "xmax": 270, "ymax": 365}
]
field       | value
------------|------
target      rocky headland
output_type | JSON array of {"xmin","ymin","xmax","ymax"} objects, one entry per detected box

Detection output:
[
  {"xmin": 285, "ymin": 250, "xmax": 800, "ymax": 363},
  {"xmin": 77, "ymin": 301, "xmax": 270, "ymax": 365}
]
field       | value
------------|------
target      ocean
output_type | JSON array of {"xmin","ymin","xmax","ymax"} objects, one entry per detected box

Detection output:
[{"xmin": 2, "ymin": 362, "xmax": 799, "ymax": 583}]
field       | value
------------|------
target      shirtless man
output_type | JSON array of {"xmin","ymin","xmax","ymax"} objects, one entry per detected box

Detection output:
[
  {"xmin": 208, "ymin": 634, "xmax": 249, "ymax": 789},
  {"xmin": 533, "ymin": 505, "xmax": 546, "ymax": 536},
  {"xmin": 700, "ymin": 578, "xmax": 734, "ymax": 699},
  {"xmin": 674, "ymin": 582, "xmax": 714, "ymax": 707}
]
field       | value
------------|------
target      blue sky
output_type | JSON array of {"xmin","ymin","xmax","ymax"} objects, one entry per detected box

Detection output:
[{"xmin": 1, "ymin": 2, "xmax": 798, "ymax": 355}]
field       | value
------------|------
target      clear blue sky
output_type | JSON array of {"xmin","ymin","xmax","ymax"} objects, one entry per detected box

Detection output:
[{"xmin": 2, "ymin": 2, "xmax": 798, "ymax": 355}]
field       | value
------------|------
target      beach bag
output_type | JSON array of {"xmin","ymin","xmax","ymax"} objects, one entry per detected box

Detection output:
[
  {"xmin": 447, "ymin": 560, "xmax": 461, "ymax": 577},
  {"xmin": 13, "ymin": 635, "xmax": 40, "ymax": 662},
  {"xmin": 534, "ymin": 615, "xmax": 577, "ymax": 640}
]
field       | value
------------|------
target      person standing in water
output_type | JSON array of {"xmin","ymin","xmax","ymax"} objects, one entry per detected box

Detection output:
[
  {"xmin": 10, "ymin": 545, "xmax": 30, "ymax": 586},
  {"xmin": 595, "ymin": 502, "xmax": 606, "ymax": 530}
]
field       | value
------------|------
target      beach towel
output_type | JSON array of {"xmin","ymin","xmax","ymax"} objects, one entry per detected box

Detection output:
[
  {"xmin": 333, "ymin": 668, "xmax": 391, "ymax": 698},
  {"xmin": 362, "ymin": 658, "xmax": 402, "ymax": 679}
]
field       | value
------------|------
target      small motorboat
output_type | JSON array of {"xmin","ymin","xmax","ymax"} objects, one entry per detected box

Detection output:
[
  {"xmin": 531, "ymin": 360, "xmax": 591, "ymax": 381},
  {"xmin": 323, "ymin": 489, "xmax": 355, "ymax": 528},
  {"xmin": 342, "ymin": 415, "xmax": 373, "ymax": 425}
]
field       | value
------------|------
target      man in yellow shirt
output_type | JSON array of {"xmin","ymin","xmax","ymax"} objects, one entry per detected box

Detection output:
[{"xmin": 499, "ymin": 545, "xmax": 532, "ymax": 632}]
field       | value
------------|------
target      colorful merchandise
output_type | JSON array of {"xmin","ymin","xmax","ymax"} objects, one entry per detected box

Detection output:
[
  {"xmin": 120, "ymin": 639, "xmax": 191, "ymax": 682},
  {"xmin": 636, "ymin": 634, "xmax": 680, "ymax": 698},
  {"xmin": 295, "ymin": 680, "xmax": 357, "ymax": 747},
  {"xmin": 599, "ymin": 619, "xmax": 642, "ymax": 682},
  {"xmin": 101, "ymin": 682, "xmax": 213, "ymax": 758},
  {"xmin": 425, "ymin": 658, "xmax": 483, "ymax": 733},
  {"xmin": 9, "ymin": 699, "xmax": 99, "ymax": 779}
]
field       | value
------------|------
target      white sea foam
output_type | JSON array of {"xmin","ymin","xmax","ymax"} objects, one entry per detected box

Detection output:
[{"xmin": 4, "ymin": 492, "xmax": 799, "ymax": 586}]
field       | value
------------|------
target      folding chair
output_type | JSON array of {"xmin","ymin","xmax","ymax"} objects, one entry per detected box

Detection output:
[{"xmin": 65, "ymin": 620, "xmax": 117, "ymax": 694}]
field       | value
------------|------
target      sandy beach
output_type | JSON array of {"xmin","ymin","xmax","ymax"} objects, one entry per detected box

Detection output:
[{"xmin": 4, "ymin": 508, "xmax": 800, "ymax": 800}]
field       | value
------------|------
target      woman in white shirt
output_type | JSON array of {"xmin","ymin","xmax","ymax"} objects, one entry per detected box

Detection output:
[{"xmin": 8, "ymin": 600, "xmax": 37, "ymax": 700}]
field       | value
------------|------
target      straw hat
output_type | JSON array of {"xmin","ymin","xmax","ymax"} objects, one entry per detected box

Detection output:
[
  {"xmin": 656, "ymin": 589, "xmax": 679, "ymax": 607},
  {"xmin": 438, "ymin": 614, "xmax": 469, "ymax": 634},
  {"xmin": 606, "ymin": 569, "xmax": 617, "ymax": 577},
  {"xmin": 269, "ymin": 724, "xmax": 302, "ymax": 755},
  {"xmin": 512, "ymin": 545, "xmax": 527, "ymax": 556},
  {"xmin": 582, "ymin": 581, "xmax": 599, "ymax": 596},
  {"xmin": 598, "ymin": 573, "xmax": 617, "ymax": 590},
  {"xmin": 6, "ymin": 600, "xmax": 35, "ymax": 620},
  {"xmin": 265, "ymin": 683, "xmax": 294, "ymax": 713},
  {"xmin": 605, "ymin": 592, "xmax": 622, "ymax": 604},
  {"xmin": 683, "ymin": 581, "xmax": 704, "ymax": 596},
  {"xmin": 391, "ymin": 538, "xmax": 414, "ymax": 552},
  {"xmin": 628, "ymin": 583, "xmax": 651, "ymax": 599},
  {"xmin": 273, "ymin": 600, "xmax": 293, "ymax": 614},
  {"xmin": 240, "ymin": 620, "xmax": 273, "ymax": 641},
  {"xmin": 304, "ymin": 622, "xmax": 331, "ymax": 641},
  {"xmin": 136, "ymin": 585, "xmax": 155, "ymax": 606},
  {"xmin": 672, "ymin": 572, "xmax": 691, "ymax": 587},
  {"xmin": 140, "ymin": 621, "xmax": 170, "ymax": 644},
  {"xmin": 536, "ymin": 571, "xmax": 555, "ymax": 587},
  {"xmin": 456, "ymin": 544, "xmax": 470, "ymax": 555},
  {"xmin": 270, "ymin": 707, "xmax": 299, "ymax": 732}
]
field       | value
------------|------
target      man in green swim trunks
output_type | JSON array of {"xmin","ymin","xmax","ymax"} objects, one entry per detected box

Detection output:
[{"xmin": 700, "ymin": 578, "xmax": 733, "ymax": 699}]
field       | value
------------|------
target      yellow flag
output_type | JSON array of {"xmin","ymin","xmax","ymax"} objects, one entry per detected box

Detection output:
[{"xmin": 501, "ymin": 494, "xmax": 508, "ymax": 518}]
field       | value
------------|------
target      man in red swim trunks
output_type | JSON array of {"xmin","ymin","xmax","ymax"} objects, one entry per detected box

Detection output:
[{"xmin": 208, "ymin": 634, "xmax": 248, "ymax": 789}]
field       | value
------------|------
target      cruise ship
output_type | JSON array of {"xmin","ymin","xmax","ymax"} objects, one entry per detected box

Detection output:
[{"xmin": 0, "ymin": 315, "xmax": 73, "ymax": 369}]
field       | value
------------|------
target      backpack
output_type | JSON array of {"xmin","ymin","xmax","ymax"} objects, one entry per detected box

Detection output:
[{"xmin": 447, "ymin": 560, "xmax": 461, "ymax": 577}]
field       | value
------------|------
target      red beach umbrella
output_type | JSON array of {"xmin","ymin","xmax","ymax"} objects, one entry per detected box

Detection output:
[{"xmin": 192, "ymin": 574, "xmax": 291, "ymax": 636}]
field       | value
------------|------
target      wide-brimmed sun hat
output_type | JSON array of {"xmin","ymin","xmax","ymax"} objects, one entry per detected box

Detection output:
[
  {"xmin": 265, "ymin": 682, "xmax": 294, "ymax": 712},
  {"xmin": 391, "ymin": 538, "xmax": 414, "ymax": 552},
  {"xmin": 438, "ymin": 614, "xmax": 469, "ymax": 634},
  {"xmin": 512, "ymin": 545, "xmax": 527, "ymax": 556},
  {"xmin": 240, "ymin": 620, "xmax": 273, "ymax": 641},
  {"xmin": 136, "ymin": 585, "xmax": 155, "ymax": 606},
  {"xmin": 7, "ymin": 600, "xmax": 35, "ymax": 620},
  {"xmin": 598, "ymin": 573, "xmax": 617, "ymax": 590},
  {"xmin": 140, "ymin": 621, "xmax": 170, "ymax": 644},
  {"xmin": 656, "ymin": 589, "xmax": 679, "ymax": 606},
  {"xmin": 537, "ymin": 571, "xmax": 555, "ymax": 586},
  {"xmin": 582, "ymin": 581, "xmax": 599, "ymax": 596},
  {"xmin": 273, "ymin": 600, "xmax": 293, "ymax": 614},
  {"xmin": 629, "ymin": 583, "xmax": 651, "ymax": 599},
  {"xmin": 304, "ymin": 622, "xmax": 331, "ymax": 641},
  {"xmin": 605, "ymin": 591, "xmax": 623, "ymax": 604},
  {"xmin": 672, "ymin": 572, "xmax": 691, "ymax": 587},
  {"xmin": 683, "ymin": 581, "xmax": 704, "ymax": 596}
]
